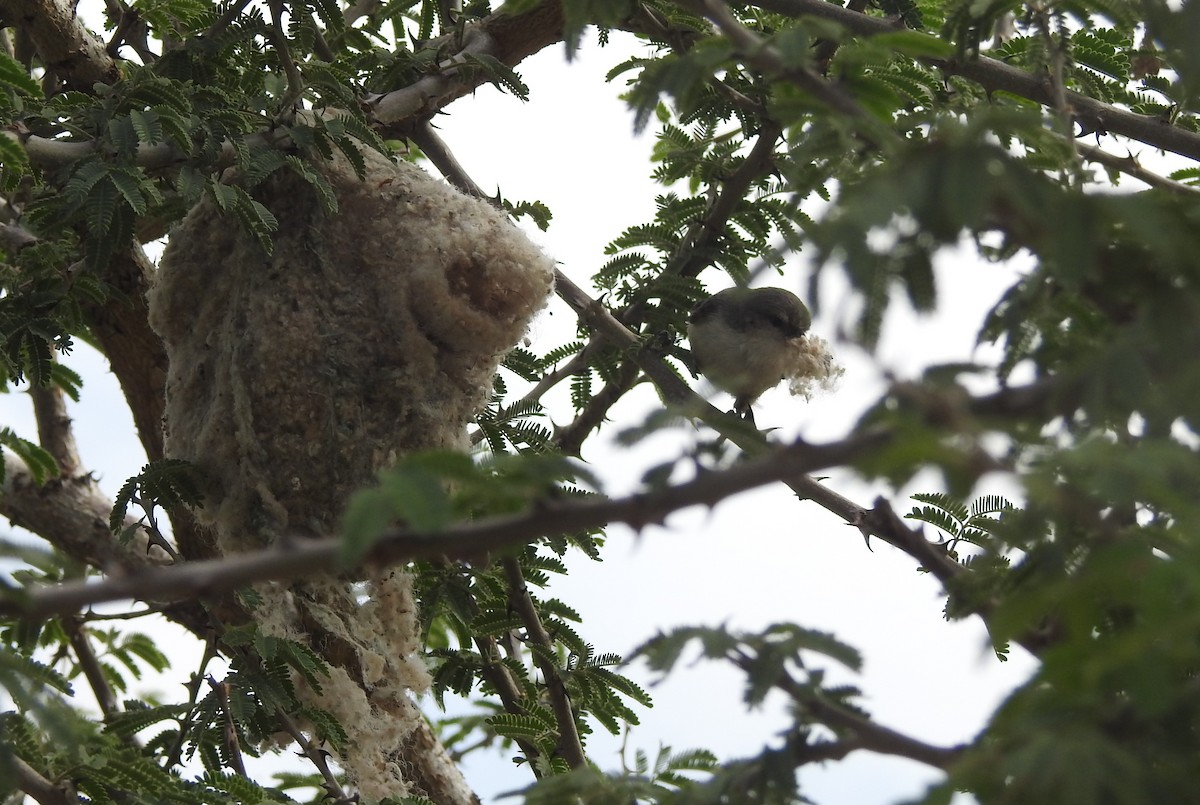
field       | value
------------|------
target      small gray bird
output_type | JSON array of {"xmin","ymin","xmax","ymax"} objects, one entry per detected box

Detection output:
[{"xmin": 687, "ymin": 286, "xmax": 812, "ymax": 418}]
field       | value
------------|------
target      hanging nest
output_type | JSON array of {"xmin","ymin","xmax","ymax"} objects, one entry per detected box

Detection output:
[
  {"xmin": 148, "ymin": 146, "xmax": 554, "ymax": 799},
  {"xmin": 150, "ymin": 147, "xmax": 554, "ymax": 546}
]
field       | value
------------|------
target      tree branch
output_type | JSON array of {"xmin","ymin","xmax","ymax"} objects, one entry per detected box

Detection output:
[
  {"xmin": 64, "ymin": 617, "xmax": 119, "ymax": 718},
  {"xmin": 1075, "ymin": 141, "xmax": 1200, "ymax": 196},
  {"xmin": 501, "ymin": 556, "xmax": 588, "ymax": 770},
  {"xmin": 12, "ymin": 0, "xmax": 565, "ymax": 172},
  {"xmin": 0, "ymin": 451, "xmax": 170, "ymax": 573},
  {"xmin": 5, "ymin": 0, "xmax": 120, "ymax": 90},
  {"xmin": 470, "ymin": 632, "xmax": 547, "ymax": 772},
  {"xmin": 410, "ymin": 121, "xmax": 493, "ymax": 200},
  {"xmin": 663, "ymin": 121, "xmax": 785, "ymax": 281},
  {"xmin": 369, "ymin": 0, "xmax": 565, "ymax": 128},
  {"xmin": 10, "ymin": 753, "xmax": 71, "ymax": 805},
  {"xmin": 267, "ymin": 0, "xmax": 305, "ymax": 113},
  {"xmin": 555, "ymin": 359, "xmax": 642, "ymax": 457},
  {"xmin": 758, "ymin": 656, "xmax": 966, "ymax": 769},
  {"xmin": 678, "ymin": 0, "xmax": 886, "ymax": 145},
  {"xmin": 29, "ymin": 376, "xmax": 81, "ymax": 477},
  {"xmin": 744, "ymin": 0, "xmax": 1200, "ymax": 162},
  {"xmin": 0, "ymin": 222, "xmax": 39, "ymax": 253},
  {"xmin": 2, "ymin": 429, "xmax": 891, "ymax": 620},
  {"xmin": 273, "ymin": 706, "xmax": 347, "ymax": 798}
]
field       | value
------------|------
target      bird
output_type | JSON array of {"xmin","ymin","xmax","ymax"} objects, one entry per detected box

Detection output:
[{"xmin": 687, "ymin": 286, "xmax": 812, "ymax": 419}]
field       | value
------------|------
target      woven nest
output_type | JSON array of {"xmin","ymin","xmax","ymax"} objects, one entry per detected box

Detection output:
[
  {"xmin": 149, "ymin": 147, "xmax": 553, "ymax": 799},
  {"xmin": 150, "ymin": 147, "xmax": 554, "ymax": 547}
]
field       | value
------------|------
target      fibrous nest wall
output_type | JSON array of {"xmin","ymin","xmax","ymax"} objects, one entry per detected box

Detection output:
[
  {"xmin": 149, "ymin": 146, "xmax": 554, "ymax": 799},
  {"xmin": 151, "ymin": 147, "xmax": 554, "ymax": 544}
]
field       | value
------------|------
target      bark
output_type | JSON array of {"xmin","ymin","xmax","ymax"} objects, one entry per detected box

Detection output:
[{"xmin": 3, "ymin": 0, "xmax": 120, "ymax": 89}]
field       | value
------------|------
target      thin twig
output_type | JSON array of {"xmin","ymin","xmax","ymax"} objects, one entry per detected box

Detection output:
[
  {"xmin": 681, "ymin": 0, "xmax": 888, "ymax": 148},
  {"xmin": 273, "ymin": 706, "xmax": 349, "ymax": 799},
  {"xmin": 812, "ymin": 0, "xmax": 869, "ymax": 72},
  {"xmin": 343, "ymin": 0, "xmax": 383, "ymax": 26},
  {"xmin": 1034, "ymin": 7, "xmax": 1083, "ymax": 178},
  {"xmin": 104, "ymin": 2, "xmax": 149, "ymax": 61},
  {"xmin": 468, "ymin": 344, "xmax": 600, "ymax": 447},
  {"xmin": 555, "ymin": 360, "xmax": 642, "ymax": 457},
  {"xmin": 742, "ymin": 650, "xmax": 967, "ymax": 769},
  {"xmin": 500, "ymin": 556, "xmax": 588, "ymax": 769},
  {"xmin": 471, "ymin": 633, "xmax": 546, "ymax": 771},
  {"xmin": 82, "ymin": 605, "xmax": 164, "ymax": 620},
  {"xmin": 661, "ymin": 121, "xmax": 784, "ymax": 281},
  {"xmin": 205, "ymin": 0, "xmax": 253, "ymax": 40},
  {"xmin": 1075, "ymin": 141, "xmax": 1200, "ymax": 195},
  {"xmin": 208, "ymin": 676, "xmax": 248, "ymax": 777},
  {"xmin": 309, "ymin": 12, "xmax": 336, "ymax": 61},
  {"xmin": 410, "ymin": 121, "xmax": 492, "ymax": 200},
  {"xmin": 268, "ymin": 0, "xmax": 305, "ymax": 114},
  {"xmin": 166, "ymin": 634, "xmax": 220, "ymax": 768},
  {"xmin": 428, "ymin": 561, "xmax": 547, "ymax": 771},
  {"xmin": 65, "ymin": 617, "xmax": 119, "ymax": 718}
]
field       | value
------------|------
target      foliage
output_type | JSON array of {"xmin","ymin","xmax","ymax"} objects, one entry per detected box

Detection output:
[{"xmin": 3, "ymin": 0, "xmax": 1200, "ymax": 803}]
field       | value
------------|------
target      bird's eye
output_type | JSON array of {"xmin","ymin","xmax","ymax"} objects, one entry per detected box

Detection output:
[{"xmin": 767, "ymin": 313, "xmax": 798, "ymax": 332}]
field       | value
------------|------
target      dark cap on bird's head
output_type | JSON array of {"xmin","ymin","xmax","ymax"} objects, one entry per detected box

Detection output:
[{"xmin": 689, "ymin": 286, "xmax": 811, "ymax": 337}]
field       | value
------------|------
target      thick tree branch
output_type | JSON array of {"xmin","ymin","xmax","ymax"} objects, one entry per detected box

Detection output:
[
  {"xmin": 0, "ymin": 452, "xmax": 169, "ymax": 573},
  {"xmin": 13, "ymin": 0, "xmax": 565, "ymax": 172},
  {"xmin": 29, "ymin": 379, "xmax": 81, "ymax": 477},
  {"xmin": 0, "ymin": 222, "xmax": 39, "ymax": 253},
  {"xmin": 369, "ymin": 1, "xmax": 564, "ymax": 127},
  {"xmin": 4, "ymin": 0, "xmax": 120, "ymax": 90},
  {"xmin": 2, "ymin": 429, "xmax": 890, "ymax": 620},
  {"xmin": 10, "ymin": 754, "xmax": 71, "ymax": 805},
  {"xmin": 12, "ymin": 129, "xmax": 249, "ymax": 172},
  {"xmin": 745, "ymin": 0, "xmax": 1200, "ymax": 162}
]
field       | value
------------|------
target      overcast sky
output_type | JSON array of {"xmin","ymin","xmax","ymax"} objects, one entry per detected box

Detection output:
[{"xmin": 0, "ymin": 17, "xmax": 1045, "ymax": 804}]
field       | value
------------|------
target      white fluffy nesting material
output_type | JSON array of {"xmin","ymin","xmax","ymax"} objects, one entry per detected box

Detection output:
[{"xmin": 785, "ymin": 334, "xmax": 844, "ymax": 401}]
